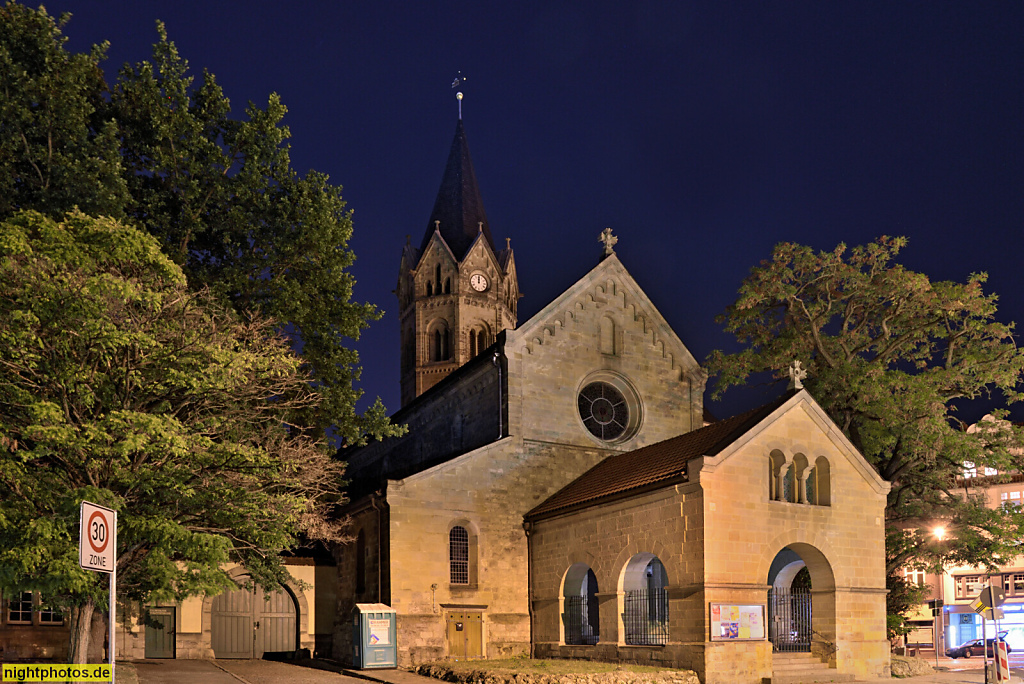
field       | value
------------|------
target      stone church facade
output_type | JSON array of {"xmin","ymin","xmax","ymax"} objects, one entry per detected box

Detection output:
[{"xmin": 332, "ymin": 114, "xmax": 890, "ymax": 682}]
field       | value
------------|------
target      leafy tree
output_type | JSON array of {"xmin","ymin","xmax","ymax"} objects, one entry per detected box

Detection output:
[
  {"xmin": 707, "ymin": 238, "xmax": 1024, "ymax": 615},
  {"xmin": 885, "ymin": 572, "xmax": 927, "ymax": 642},
  {"xmin": 0, "ymin": 211, "xmax": 347, "ymax": 662},
  {"xmin": 0, "ymin": 3, "xmax": 399, "ymax": 444},
  {"xmin": 0, "ymin": 3, "xmax": 126, "ymax": 219}
]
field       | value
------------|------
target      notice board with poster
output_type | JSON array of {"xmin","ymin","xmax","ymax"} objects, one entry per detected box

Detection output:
[{"xmin": 710, "ymin": 603, "xmax": 766, "ymax": 641}]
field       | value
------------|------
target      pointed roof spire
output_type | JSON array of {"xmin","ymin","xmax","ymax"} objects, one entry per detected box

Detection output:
[{"xmin": 419, "ymin": 119, "xmax": 497, "ymax": 260}]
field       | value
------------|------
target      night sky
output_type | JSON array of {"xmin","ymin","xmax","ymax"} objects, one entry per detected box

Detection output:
[{"xmin": 46, "ymin": 1, "xmax": 1024, "ymax": 423}]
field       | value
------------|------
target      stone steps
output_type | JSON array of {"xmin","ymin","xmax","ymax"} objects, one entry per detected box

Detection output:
[{"xmin": 771, "ymin": 652, "xmax": 855, "ymax": 684}]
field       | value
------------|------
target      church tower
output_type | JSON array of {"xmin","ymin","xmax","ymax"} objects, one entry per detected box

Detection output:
[{"xmin": 397, "ymin": 117, "xmax": 519, "ymax": 406}]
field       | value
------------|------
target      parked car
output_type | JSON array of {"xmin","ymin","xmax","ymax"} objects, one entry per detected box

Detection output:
[{"xmin": 946, "ymin": 631, "xmax": 1012, "ymax": 659}]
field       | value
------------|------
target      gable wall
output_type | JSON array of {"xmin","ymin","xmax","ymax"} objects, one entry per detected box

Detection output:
[
  {"xmin": 507, "ymin": 272, "xmax": 702, "ymax": 450},
  {"xmin": 698, "ymin": 401, "xmax": 889, "ymax": 680}
]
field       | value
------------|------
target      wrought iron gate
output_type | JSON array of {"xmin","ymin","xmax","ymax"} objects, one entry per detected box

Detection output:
[{"xmin": 768, "ymin": 587, "xmax": 811, "ymax": 652}]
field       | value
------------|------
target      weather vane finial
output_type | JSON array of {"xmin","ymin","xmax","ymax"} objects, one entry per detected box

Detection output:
[{"xmin": 452, "ymin": 71, "xmax": 467, "ymax": 120}]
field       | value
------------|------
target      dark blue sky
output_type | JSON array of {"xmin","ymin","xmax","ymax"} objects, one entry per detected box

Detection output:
[{"xmin": 49, "ymin": 1, "xmax": 1024, "ymax": 422}]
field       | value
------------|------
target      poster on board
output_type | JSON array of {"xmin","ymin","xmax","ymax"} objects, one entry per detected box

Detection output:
[
  {"xmin": 710, "ymin": 603, "xmax": 765, "ymax": 641},
  {"xmin": 368, "ymin": 618, "xmax": 391, "ymax": 645}
]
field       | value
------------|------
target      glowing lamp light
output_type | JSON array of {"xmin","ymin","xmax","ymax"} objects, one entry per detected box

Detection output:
[{"xmin": 933, "ymin": 526, "xmax": 946, "ymax": 541}]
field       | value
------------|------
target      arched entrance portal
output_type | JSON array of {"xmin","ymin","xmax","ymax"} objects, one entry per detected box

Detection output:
[
  {"xmin": 766, "ymin": 544, "xmax": 836, "ymax": 659},
  {"xmin": 211, "ymin": 579, "xmax": 298, "ymax": 658}
]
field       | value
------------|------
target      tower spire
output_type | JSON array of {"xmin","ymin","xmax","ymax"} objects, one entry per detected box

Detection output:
[{"xmin": 418, "ymin": 119, "xmax": 495, "ymax": 260}]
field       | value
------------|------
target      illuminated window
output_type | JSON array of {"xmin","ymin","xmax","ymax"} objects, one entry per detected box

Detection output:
[
  {"xmin": 963, "ymin": 462, "xmax": 977, "ymax": 478},
  {"xmin": 904, "ymin": 568, "xmax": 927, "ymax": 587},
  {"xmin": 449, "ymin": 526, "xmax": 469, "ymax": 585},
  {"xmin": 957, "ymin": 575, "xmax": 985, "ymax": 598}
]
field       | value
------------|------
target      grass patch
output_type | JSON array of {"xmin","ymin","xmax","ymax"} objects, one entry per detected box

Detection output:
[
  {"xmin": 116, "ymin": 661, "xmax": 140, "ymax": 684},
  {"xmin": 427, "ymin": 658, "xmax": 670, "ymax": 675}
]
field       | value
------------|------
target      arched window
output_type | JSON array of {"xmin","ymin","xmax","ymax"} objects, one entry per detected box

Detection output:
[
  {"xmin": 812, "ymin": 456, "xmax": 831, "ymax": 506},
  {"xmin": 769, "ymin": 451, "xmax": 831, "ymax": 507},
  {"xmin": 468, "ymin": 324, "xmax": 491, "ymax": 358},
  {"xmin": 449, "ymin": 526, "xmax": 469, "ymax": 585},
  {"xmin": 621, "ymin": 554, "xmax": 669, "ymax": 645},
  {"xmin": 562, "ymin": 563, "xmax": 599, "ymax": 645},
  {"xmin": 769, "ymin": 450, "xmax": 790, "ymax": 502},
  {"xmin": 426, "ymin": 282, "xmax": 433, "ymax": 296},
  {"xmin": 444, "ymin": 277, "xmax": 451, "ymax": 294},
  {"xmin": 355, "ymin": 530, "xmax": 366, "ymax": 594},
  {"xmin": 435, "ymin": 264, "xmax": 442, "ymax": 292},
  {"xmin": 429, "ymin": 321, "xmax": 450, "ymax": 361},
  {"xmin": 792, "ymin": 454, "xmax": 809, "ymax": 504}
]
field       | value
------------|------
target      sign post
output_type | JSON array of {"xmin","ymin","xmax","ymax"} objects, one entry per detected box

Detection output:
[
  {"xmin": 928, "ymin": 599, "xmax": 944, "ymax": 667},
  {"xmin": 970, "ymin": 582, "xmax": 1007, "ymax": 684},
  {"xmin": 80, "ymin": 501, "xmax": 116, "ymax": 684}
]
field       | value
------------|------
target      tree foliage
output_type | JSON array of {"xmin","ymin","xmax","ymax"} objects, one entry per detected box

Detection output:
[
  {"xmin": 708, "ymin": 237, "xmax": 1024, "ymax": 578},
  {"xmin": 0, "ymin": 2, "xmax": 399, "ymax": 444},
  {"xmin": 0, "ymin": 211, "xmax": 347, "ymax": 658}
]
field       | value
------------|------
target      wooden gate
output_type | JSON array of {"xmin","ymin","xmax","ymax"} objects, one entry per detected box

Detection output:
[
  {"xmin": 768, "ymin": 587, "xmax": 811, "ymax": 652},
  {"xmin": 211, "ymin": 584, "xmax": 297, "ymax": 658},
  {"xmin": 144, "ymin": 606, "xmax": 176, "ymax": 658},
  {"xmin": 446, "ymin": 611, "xmax": 483, "ymax": 659}
]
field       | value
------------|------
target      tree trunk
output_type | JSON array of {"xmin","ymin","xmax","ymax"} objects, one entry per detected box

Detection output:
[{"xmin": 67, "ymin": 598, "xmax": 95, "ymax": 664}]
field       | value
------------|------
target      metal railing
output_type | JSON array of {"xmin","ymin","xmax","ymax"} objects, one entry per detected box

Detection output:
[
  {"xmin": 623, "ymin": 588, "xmax": 669, "ymax": 645},
  {"xmin": 768, "ymin": 587, "xmax": 811, "ymax": 652},
  {"xmin": 563, "ymin": 596, "xmax": 599, "ymax": 645}
]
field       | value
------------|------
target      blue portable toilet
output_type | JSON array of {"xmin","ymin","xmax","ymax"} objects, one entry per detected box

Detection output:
[{"xmin": 352, "ymin": 603, "xmax": 397, "ymax": 669}]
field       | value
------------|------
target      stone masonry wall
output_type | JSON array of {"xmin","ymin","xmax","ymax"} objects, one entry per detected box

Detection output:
[
  {"xmin": 528, "ymin": 486, "xmax": 707, "ymax": 677},
  {"xmin": 333, "ymin": 505, "xmax": 385, "ymax": 664}
]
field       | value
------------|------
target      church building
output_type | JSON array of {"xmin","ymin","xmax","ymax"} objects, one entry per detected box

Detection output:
[{"xmin": 333, "ymin": 109, "xmax": 891, "ymax": 683}]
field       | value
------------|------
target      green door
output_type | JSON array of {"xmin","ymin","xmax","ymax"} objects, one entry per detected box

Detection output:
[{"xmin": 144, "ymin": 606, "xmax": 176, "ymax": 658}]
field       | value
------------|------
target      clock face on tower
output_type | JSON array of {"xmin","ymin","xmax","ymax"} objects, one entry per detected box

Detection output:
[{"xmin": 470, "ymin": 273, "xmax": 489, "ymax": 292}]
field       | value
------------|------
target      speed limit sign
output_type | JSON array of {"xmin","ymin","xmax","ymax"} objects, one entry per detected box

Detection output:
[{"xmin": 79, "ymin": 501, "xmax": 116, "ymax": 574}]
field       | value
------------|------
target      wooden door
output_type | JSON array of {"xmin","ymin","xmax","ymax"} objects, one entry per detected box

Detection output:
[
  {"xmin": 211, "ymin": 584, "xmax": 297, "ymax": 658},
  {"xmin": 446, "ymin": 611, "xmax": 483, "ymax": 659},
  {"xmin": 144, "ymin": 606, "xmax": 176, "ymax": 658},
  {"xmin": 212, "ymin": 586, "xmax": 255, "ymax": 658},
  {"xmin": 257, "ymin": 587, "xmax": 297, "ymax": 656}
]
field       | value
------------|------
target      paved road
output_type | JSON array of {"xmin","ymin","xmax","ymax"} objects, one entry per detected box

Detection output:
[{"xmin": 133, "ymin": 659, "xmax": 379, "ymax": 684}]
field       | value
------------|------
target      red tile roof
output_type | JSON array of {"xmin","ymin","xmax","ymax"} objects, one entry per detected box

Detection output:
[{"xmin": 525, "ymin": 393, "xmax": 794, "ymax": 520}]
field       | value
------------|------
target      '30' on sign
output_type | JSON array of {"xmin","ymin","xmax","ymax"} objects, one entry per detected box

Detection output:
[{"xmin": 79, "ymin": 501, "xmax": 116, "ymax": 574}]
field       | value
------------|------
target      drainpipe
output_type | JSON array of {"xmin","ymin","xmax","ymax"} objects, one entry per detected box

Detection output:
[{"xmin": 523, "ymin": 520, "xmax": 535, "ymax": 658}]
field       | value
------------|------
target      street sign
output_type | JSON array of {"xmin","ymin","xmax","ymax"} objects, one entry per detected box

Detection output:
[
  {"xmin": 970, "ymin": 601, "xmax": 1004, "ymax": 620},
  {"xmin": 78, "ymin": 501, "xmax": 118, "ymax": 683},
  {"xmin": 79, "ymin": 501, "xmax": 116, "ymax": 574},
  {"xmin": 979, "ymin": 584, "xmax": 1007, "ymax": 609}
]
